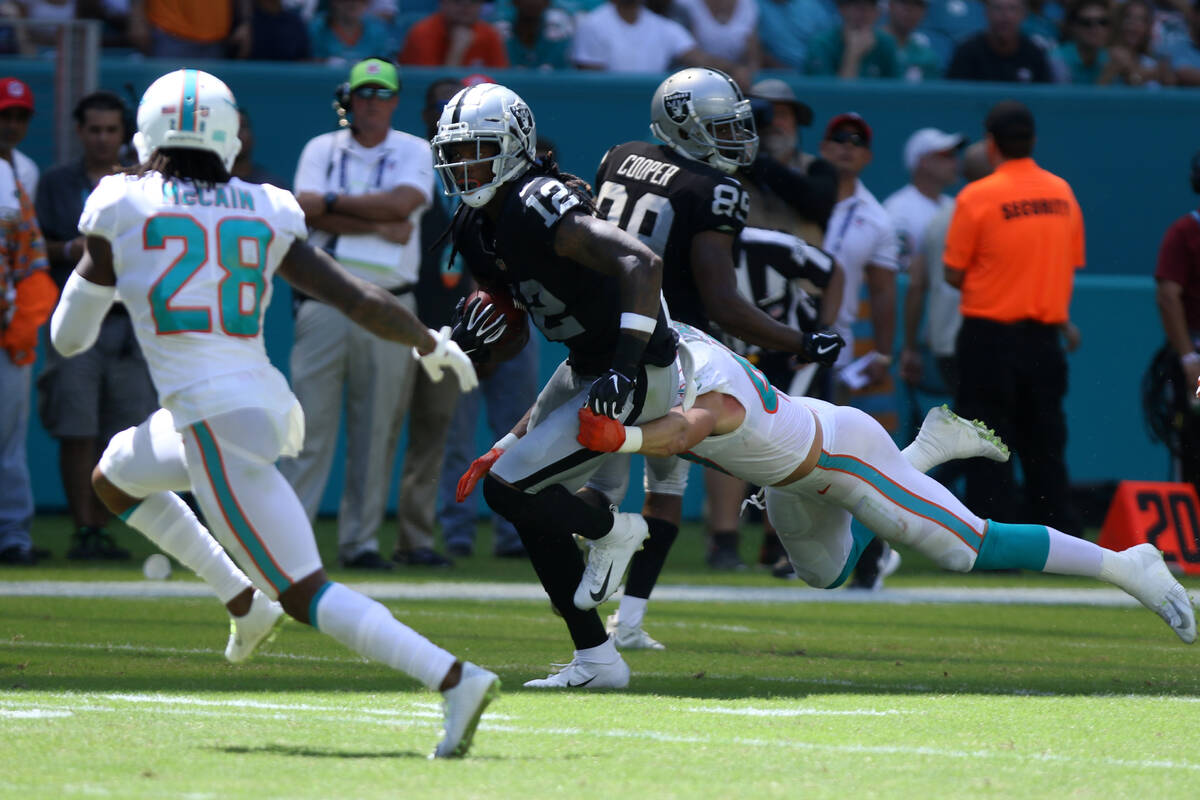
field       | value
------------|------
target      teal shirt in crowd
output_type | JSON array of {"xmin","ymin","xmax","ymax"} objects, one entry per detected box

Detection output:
[
  {"xmin": 806, "ymin": 26, "xmax": 900, "ymax": 78},
  {"xmin": 1054, "ymin": 41, "xmax": 1109, "ymax": 84},
  {"xmin": 495, "ymin": 9, "xmax": 574, "ymax": 70},
  {"xmin": 896, "ymin": 31, "xmax": 942, "ymax": 80},
  {"xmin": 308, "ymin": 14, "xmax": 396, "ymax": 63}
]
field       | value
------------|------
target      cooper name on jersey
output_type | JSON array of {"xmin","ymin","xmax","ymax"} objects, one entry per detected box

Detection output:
[
  {"xmin": 161, "ymin": 181, "xmax": 257, "ymax": 211},
  {"xmin": 615, "ymin": 153, "xmax": 681, "ymax": 188}
]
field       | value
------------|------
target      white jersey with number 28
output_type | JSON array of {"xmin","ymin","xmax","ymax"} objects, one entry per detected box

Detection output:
[{"xmin": 78, "ymin": 172, "xmax": 308, "ymax": 427}]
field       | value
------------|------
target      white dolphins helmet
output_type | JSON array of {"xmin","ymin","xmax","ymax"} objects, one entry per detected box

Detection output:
[
  {"xmin": 649, "ymin": 67, "xmax": 758, "ymax": 175},
  {"xmin": 431, "ymin": 83, "xmax": 536, "ymax": 208},
  {"xmin": 133, "ymin": 69, "xmax": 241, "ymax": 171}
]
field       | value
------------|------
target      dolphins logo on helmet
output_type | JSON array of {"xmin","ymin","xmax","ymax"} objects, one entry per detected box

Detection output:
[{"xmin": 133, "ymin": 69, "xmax": 241, "ymax": 170}]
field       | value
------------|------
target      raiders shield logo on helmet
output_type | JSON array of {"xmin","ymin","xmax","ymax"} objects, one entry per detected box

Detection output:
[
  {"xmin": 663, "ymin": 91, "xmax": 692, "ymax": 124},
  {"xmin": 511, "ymin": 103, "xmax": 533, "ymax": 134}
]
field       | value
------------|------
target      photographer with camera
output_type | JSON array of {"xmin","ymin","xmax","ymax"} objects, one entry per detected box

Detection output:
[{"xmin": 280, "ymin": 57, "xmax": 439, "ymax": 571}]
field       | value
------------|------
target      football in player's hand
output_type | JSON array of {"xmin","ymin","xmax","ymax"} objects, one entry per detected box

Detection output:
[{"xmin": 464, "ymin": 287, "xmax": 528, "ymax": 363}]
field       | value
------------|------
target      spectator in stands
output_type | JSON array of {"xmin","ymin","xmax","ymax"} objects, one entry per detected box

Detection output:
[
  {"xmin": 1099, "ymin": 0, "xmax": 1173, "ymax": 85},
  {"xmin": 250, "ymin": 0, "xmax": 311, "ymax": 59},
  {"xmin": 77, "ymin": 0, "xmax": 134, "ymax": 48},
  {"xmin": 1051, "ymin": 0, "xmax": 1112, "ymax": 83},
  {"xmin": 1161, "ymin": 0, "xmax": 1200, "ymax": 85},
  {"xmin": 886, "ymin": 0, "xmax": 943, "ymax": 80},
  {"xmin": 398, "ymin": 0, "xmax": 509, "ymax": 67},
  {"xmin": 571, "ymin": 0, "xmax": 750, "ymax": 83},
  {"xmin": 757, "ymin": 0, "xmax": 835, "ymax": 70},
  {"xmin": 805, "ymin": 0, "xmax": 901, "ymax": 79},
  {"xmin": 0, "ymin": 153, "xmax": 53, "ymax": 566},
  {"xmin": 675, "ymin": 0, "xmax": 761, "ymax": 72},
  {"xmin": 945, "ymin": 100, "xmax": 1084, "ymax": 538},
  {"xmin": 0, "ymin": 78, "xmax": 37, "ymax": 199},
  {"xmin": 309, "ymin": 0, "xmax": 396, "ymax": 64},
  {"xmin": 917, "ymin": 0, "xmax": 986, "ymax": 66},
  {"xmin": 128, "ymin": 0, "xmax": 253, "ymax": 59},
  {"xmin": 494, "ymin": 0, "xmax": 575, "ymax": 70},
  {"xmin": 35, "ymin": 91, "xmax": 155, "ymax": 562},
  {"xmin": 946, "ymin": 0, "xmax": 1053, "ymax": 82},
  {"xmin": 1022, "ymin": 0, "xmax": 1065, "ymax": 49},
  {"xmin": 1153, "ymin": 149, "xmax": 1200, "ymax": 497},
  {"xmin": 231, "ymin": 109, "xmax": 284, "ymax": 187},
  {"xmin": 280, "ymin": 58, "xmax": 434, "ymax": 570}
]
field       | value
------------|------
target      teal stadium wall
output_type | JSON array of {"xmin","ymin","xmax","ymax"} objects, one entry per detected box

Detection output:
[{"xmin": 12, "ymin": 59, "xmax": 1197, "ymax": 517}]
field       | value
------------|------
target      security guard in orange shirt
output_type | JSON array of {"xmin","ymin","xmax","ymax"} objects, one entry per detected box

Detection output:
[{"xmin": 943, "ymin": 100, "xmax": 1084, "ymax": 536}]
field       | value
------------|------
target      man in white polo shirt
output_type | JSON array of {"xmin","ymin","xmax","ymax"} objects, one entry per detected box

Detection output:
[
  {"xmin": 282, "ymin": 58, "xmax": 434, "ymax": 570},
  {"xmin": 819, "ymin": 112, "xmax": 898, "ymax": 388}
]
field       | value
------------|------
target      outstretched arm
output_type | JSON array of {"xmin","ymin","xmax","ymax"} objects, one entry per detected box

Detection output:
[
  {"xmin": 577, "ymin": 392, "xmax": 741, "ymax": 457},
  {"xmin": 279, "ymin": 239, "xmax": 435, "ymax": 351}
]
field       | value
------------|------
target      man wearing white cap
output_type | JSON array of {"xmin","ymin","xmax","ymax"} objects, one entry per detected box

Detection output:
[{"xmin": 883, "ymin": 128, "xmax": 963, "ymax": 385}]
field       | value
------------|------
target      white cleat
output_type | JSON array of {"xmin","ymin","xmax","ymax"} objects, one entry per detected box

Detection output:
[
  {"xmin": 909, "ymin": 404, "xmax": 1010, "ymax": 468},
  {"xmin": 573, "ymin": 511, "xmax": 649, "ymax": 610},
  {"xmin": 1104, "ymin": 544, "xmax": 1197, "ymax": 644},
  {"xmin": 434, "ymin": 661, "xmax": 500, "ymax": 759},
  {"xmin": 225, "ymin": 590, "xmax": 285, "ymax": 664},
  {"xmin": 523, "ymin": 653, "xmax": 631, "ymax": 689},
  {"xmin": 606, "ymin": 614, "xmax": 666, "ymax": 651}
]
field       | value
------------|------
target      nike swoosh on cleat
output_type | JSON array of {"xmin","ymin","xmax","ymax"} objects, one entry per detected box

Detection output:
[
  {"xmin": 589, "ymin": 563, "xmax": 614, "ymax": 602},
  {"xmin": 817, "ymin": 484, "xmax": 831, "ymax": 494},
  {"xmin": 567, "ymin": 676, "xmax": 596, "ymax": 687},
  {"xmin": 816, "ymin": 343, "xmax": 837, "ymax": 355}
]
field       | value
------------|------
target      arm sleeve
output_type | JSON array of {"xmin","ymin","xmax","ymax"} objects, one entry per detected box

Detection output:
[
  {"xmin": 942, "ymin": 195, "xmax": 979, "ymax": 272},
  {"xmin": 293, "ymin": 136, "xmax": 331, "ymax": 195},
  {"xmin": 1069, "ymin": 189, "xmax": 1085, "ymax": 268},
  {"xmin": 49, "ymin": 270, "xmax": 113, "ymax": 357},
  {"xmin": 390, "ymin": 141, "xmax": 434, "ymax": 205},
  {"xmin": 869, "ymin": 215, "xmax": 900, "ymax": 271}
]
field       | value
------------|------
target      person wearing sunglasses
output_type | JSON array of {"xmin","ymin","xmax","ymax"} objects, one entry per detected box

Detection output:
[
  {"xmin": 1050, "ymin": 0, "xmax": 1113, "ymax": 84},
  {"xmin": 281, "ymin": 58, "xmax": 447, "ymax": 572}
]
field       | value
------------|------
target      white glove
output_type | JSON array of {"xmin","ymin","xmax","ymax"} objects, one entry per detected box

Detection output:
[{"xmin": 414, "ymin": 326, "xmax": 478, "ymax": 391}]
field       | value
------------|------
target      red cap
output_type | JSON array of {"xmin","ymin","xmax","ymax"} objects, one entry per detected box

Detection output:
[
  {"xmin": 461, "ymin": 73, "xmax": 496, "ymax": 88},
  {"xmin": 824, "ymin": 112, "xmax": 871, "ymax": 147},
  {"xmin": 0, "ymin": 78, "xmax": 33, "ymax": 113}
]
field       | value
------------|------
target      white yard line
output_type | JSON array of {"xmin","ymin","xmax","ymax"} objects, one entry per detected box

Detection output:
[
  {"xmin": 2, "ymin": 691, "xmax": 1197, "ymax": 774},
  {"xmin": 0, "ymin": 580, "xmax": 1146, "ymax": 607}
]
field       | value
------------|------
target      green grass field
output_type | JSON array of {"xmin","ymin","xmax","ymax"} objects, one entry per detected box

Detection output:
[{"xmin": 2, "ymin": 516, "xmax": 1199, "ymax": 799}]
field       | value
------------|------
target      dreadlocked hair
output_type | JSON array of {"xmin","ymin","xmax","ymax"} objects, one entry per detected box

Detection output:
[
  {"xmin": 530, "ymin": 152, "xmax": 596, "ymax": 215},
  {"xmin": 130, "ymin": 147, "xmax": 231, "ymax": 190}
]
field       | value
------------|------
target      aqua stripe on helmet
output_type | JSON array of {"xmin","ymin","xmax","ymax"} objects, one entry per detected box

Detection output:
[{"xmin": 180, "ymin": 69, "xmax": 198, "ymax": 132}]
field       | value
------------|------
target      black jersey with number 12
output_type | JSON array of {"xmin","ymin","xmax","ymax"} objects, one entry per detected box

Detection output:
[
  {"xmin": 594, "ymin": 141, "xmax": 749, "ymax": 336},
  {"xmin": 453, "ymin": 169, "xmax": 677, "ymax": 375}
]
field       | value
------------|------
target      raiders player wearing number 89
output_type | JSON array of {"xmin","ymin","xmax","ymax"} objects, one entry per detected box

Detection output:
[
  {"xmin": 586, "ymin": 67, "xmax": 845, "ymax": 650},
  {"xmin": 434, "ymin": 82, "xmax": 680, "ymax": 688}
]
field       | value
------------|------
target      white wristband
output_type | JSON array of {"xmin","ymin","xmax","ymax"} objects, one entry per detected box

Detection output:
[
  {"xmin": 616, "ymin": 426, "xmax": 643, "ymax": 453},
  {"xmin": 619, "ymin": 312, "xmax": 657, "ymax": 334},
  {"xmin": 1181, "ymin": 352, "xmax": 1200, "ymax": 369},
  {"xmin": 493, "ymin": 433, "xmax": 519, "ymax": 452}
]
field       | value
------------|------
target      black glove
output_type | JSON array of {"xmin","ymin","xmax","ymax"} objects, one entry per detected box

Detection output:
[
  {"xmin": 800, "ymin": 328, "xmax": 845, "ymax": 367},
  {"xmin": 586, "ymin": 368, "xmax": 635, "ymax": 419},
  {"xmin": 450, "ymin": 296, "xmax": 507, "ymax": 364}
]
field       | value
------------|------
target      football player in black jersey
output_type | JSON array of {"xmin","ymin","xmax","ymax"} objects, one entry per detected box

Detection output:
[
  {"xmin": 584, "ymin": 67, "xmax": 846, "ymax": 650},
  {"xmin": 433, "ymin": 82, "xmax": 680, "ymax": 689}
]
